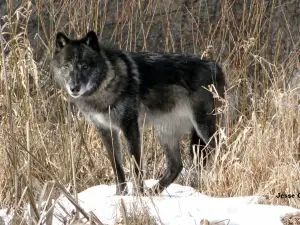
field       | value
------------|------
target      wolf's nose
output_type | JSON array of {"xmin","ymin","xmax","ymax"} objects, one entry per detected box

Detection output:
[{"xmin": 70, "ymin": 85, "xmax": 81, "ymax": 93}]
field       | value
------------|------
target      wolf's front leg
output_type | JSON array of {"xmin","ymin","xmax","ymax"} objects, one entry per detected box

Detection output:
[
  {"xmin": 97, "ymin": 127, "xmax": 128, "ymax": 195},
  {"xmin": 120, "ymin": 114, "xmax": 144, "ymax": 195}
]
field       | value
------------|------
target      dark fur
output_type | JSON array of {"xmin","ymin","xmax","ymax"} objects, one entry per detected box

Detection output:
[{"xmin": 52, "ymin": 31, "xmax": 226, "ymax": 195}]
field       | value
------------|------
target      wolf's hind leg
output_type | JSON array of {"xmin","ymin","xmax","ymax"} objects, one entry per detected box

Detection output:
[
  {"xmin": 191, "ymin": 111, "xmax": 218, "ymax": 166},
  {"xmin": 97, "ymin": 127, "xmax": 127, "ymax": 195},
  {"xmin": 154, "ymin": 131, "xmax": 183, "ymax": 194}
]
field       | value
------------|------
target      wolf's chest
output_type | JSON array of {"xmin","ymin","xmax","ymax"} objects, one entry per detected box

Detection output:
[{"xmin": 85, "ymin": 112, "xmax": 120, "ymax": 130}]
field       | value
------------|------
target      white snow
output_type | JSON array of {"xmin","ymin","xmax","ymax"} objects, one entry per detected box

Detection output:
[
  {"xmin": 1, "ymin": 180, "xmax": 299, "ymax": 225},
  {"xmin": 0, "ymin": 209, "xmax": 11, "ymax": 225}
]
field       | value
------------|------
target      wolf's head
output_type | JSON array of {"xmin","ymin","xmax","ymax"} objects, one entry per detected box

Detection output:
[{"xmin": 53, "ymin": 31, "xmax": 107, "ymax": 98}]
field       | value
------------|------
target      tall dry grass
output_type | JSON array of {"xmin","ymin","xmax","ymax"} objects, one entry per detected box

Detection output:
[{"xmin": 0, "ymin": 0, "xmax": 300, "ymax": 224}]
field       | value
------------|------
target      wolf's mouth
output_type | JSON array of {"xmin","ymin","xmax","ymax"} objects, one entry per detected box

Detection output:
[
  {"xmin": 69, "ymin": 92, "xmax": 82, "ymax": 98},
  {"xmin": 66, "ymin": 84, "xmax": 87, "ymax": 98},
  {"xmin": 65, "ymin": 80, "xmax": 98, "ymax": 99}
]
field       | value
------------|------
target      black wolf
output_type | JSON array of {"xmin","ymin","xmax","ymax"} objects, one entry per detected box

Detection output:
[{"xmin": 52, "ymin": 31, "xmax": 226, "ymax": 195}]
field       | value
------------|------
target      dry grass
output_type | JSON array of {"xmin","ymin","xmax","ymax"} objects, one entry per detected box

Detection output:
[{"xmin": 0, "ymin": 0, "xmax": 300, "ymax": 224}]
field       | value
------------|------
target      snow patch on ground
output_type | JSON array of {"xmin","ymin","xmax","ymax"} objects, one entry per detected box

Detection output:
[
  {"xmin": 0, "ymin": 209, "xmax": 11, "ymax": 225},
  {"xmin": 1, "ymin": 180, "xmax": 299, "ymax": 225}
]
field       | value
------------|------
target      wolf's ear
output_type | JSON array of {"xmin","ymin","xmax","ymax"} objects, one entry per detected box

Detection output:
[
  {"xmin": 55, "ymin": 32, "xmax": 69, "ymax": 53},
  {"xmin": 84, "ymin": 31, "xmax": 100, "ymax": 52}
]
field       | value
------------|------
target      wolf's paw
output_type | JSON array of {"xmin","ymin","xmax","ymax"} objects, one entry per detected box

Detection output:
[
  {"xmin": 145, "ymin": 184, "xmax": 163, "ymax": 196},
  {"xmin": 115, "ymin": 183, "xmax": 128, "ymax": 196},
  {"xmin": 130, "ymin": 185, "xmax": 145, "ymax": 196}
]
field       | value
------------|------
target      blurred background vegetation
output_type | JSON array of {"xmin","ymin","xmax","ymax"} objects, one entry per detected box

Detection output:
[{"xmin": 0, "ymin": 0, "xmax": 300, "ymax": 223}]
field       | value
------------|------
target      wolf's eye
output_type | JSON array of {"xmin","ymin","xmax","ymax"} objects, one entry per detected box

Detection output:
[
  {"xmin": 63, "ymin": 65, "xmax": 69, "ymax": 69},
  {"xmin": 82, "ymin": 64, "xmax": 88, "ymax": 70}
]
